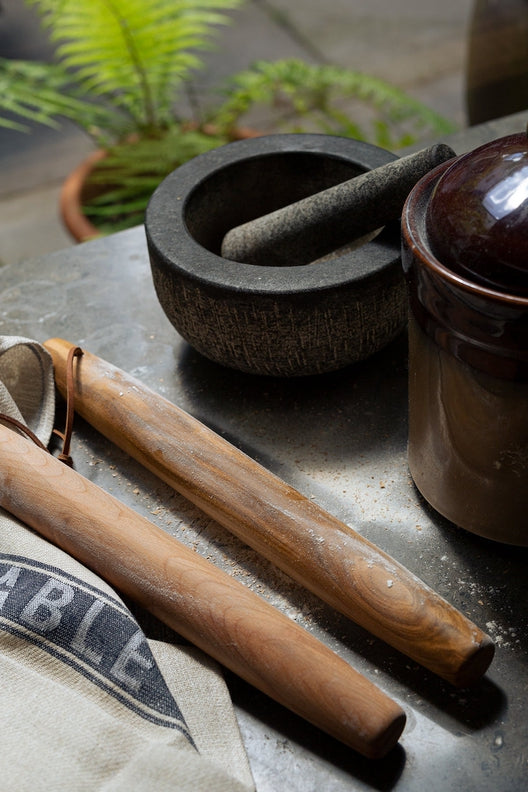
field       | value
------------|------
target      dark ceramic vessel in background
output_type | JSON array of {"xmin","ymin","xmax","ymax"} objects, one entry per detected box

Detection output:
[
  {"xmin": 145, "ymin": 134, "xmax": 406, "ymax": 377},
  {"xmin": 402, "ymin": 160, "xmax": 528, "ymax": 545}
]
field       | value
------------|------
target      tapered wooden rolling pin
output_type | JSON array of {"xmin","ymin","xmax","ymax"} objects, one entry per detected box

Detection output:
[
  {"xmin": 45, "ymin": 338, "xmax": 494, "ymax": 687},
  {"xmin": 0, "ymin": 422, "xmax": 405, "ymax": 759}
]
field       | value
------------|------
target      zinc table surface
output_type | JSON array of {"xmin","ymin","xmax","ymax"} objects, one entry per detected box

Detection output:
[{"xmin": 2, "ymin": 118, "xmax": 527, "ymax": 789}]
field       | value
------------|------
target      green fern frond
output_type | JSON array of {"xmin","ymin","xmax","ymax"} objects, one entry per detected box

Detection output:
[
  {"xmin": 81, "ymin": 126, "xmax": 228, "ymax": 231},
  {"xmin": 215, "ymin": 58, "xmax": 456, "ymax": 148},
  {"xmin": 25, "ymin": 0, "xmax": 244, "ymax": 131},
  {"xmin": 0, "ymin": 57, "xmax": 113, "ymax": 131}
]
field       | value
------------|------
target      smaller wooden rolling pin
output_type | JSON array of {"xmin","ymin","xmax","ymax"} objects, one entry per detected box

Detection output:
[
  {"xmin": 0, "ymin": 422, "xmax": 404, "ymax": 759},
  {"xmin": 45, "ymin": 339, "xmax": 495, "ymax": 688}
]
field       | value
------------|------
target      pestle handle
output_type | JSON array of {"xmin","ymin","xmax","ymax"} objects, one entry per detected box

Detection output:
[
  {"xmin": 221, "ymin": 143, "xmax": 456, "ymax": 266},
  {"xmin": 0, "ymin": 422, "xmax": 405, "ymax": 758},
  {"xmin": 45, "ymin": 338, "xmax": 494, "ymax": 687}
]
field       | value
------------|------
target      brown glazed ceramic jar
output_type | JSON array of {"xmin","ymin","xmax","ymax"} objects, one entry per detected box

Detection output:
[{"xmin": 401, "ymin": 134, "xmax": 528, "ymax": 544}]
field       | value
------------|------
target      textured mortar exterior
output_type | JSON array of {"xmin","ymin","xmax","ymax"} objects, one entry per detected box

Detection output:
[{"xmin": 145, "ymin": 134, "xmax": 406, "ymax": 376}]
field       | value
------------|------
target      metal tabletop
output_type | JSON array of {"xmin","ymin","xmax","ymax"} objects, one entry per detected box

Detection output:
[{"xmin": 1, "ymin": 122, "xmax": 527, "ymax": 792}]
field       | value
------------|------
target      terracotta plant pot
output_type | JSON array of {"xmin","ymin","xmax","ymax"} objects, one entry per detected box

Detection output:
[
  {"xmin": 60, "ymin": 127, "xmax": 262, "ymax": 243},
  {"xmin": 60, "ymin": 149, "xmax": 106, "ymax": 243}
]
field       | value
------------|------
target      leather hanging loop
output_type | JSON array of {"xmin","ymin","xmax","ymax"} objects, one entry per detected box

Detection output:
[{"xmin": 52, "ymin": 345, "xmax": 84, "ymax": 466}]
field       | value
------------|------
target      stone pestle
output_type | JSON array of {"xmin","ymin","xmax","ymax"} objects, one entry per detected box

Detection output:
[{"xmin": 221, "ymin": 143, "xmax": 456, "ymax": 267}]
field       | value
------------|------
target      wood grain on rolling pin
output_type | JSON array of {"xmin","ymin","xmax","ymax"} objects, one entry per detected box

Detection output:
[
  {"xmin": 45, "ymin": 338, "xmax": 495, "ymax": 687},
  {"xmin": 0, "ymin": 423, "xmax": 405, "ymax": 758}
]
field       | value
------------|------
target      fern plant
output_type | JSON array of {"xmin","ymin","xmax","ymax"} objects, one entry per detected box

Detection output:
[
  {"xmin": 0, "ymin": 0, "xmax": 244, "ymax": 141},
  {"xmin": 81, "ymin": 57, "xmax": 455, "ymax": 233},
  {"xmin": 216, "ymin": 58, "xmax": 455, "ymax": 150},
  {"xmin": 0, "ymin": 2, "xmax": 455, "ymax": 234}
]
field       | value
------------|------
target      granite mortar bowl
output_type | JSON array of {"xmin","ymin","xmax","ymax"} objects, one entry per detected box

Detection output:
[{"xmin": 145, "ymin": 134, "xmax": 406, "ymax": 377}]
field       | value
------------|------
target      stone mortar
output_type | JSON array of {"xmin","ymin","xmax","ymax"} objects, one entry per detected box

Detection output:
[{"xmin": 145, "ymin": 134, "xmax": 406, "ymax": 377}]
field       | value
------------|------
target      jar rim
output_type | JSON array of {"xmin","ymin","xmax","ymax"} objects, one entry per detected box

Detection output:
[{"xmin": 401, "ymin": 160, "xmax": 528, "ymax": 308}]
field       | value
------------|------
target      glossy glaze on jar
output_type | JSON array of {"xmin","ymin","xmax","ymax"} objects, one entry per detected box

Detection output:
[
  {"xmin": 426, "ymin": 133, "xmax": 528, "ymax": 295},
  {"xmin": 402, "ymin": 159, "xmax": 528, "ymax": 545}
]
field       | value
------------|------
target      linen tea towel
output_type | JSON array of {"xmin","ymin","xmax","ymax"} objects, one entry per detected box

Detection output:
[{"xmin": 0, "ymin": 336, "xmax": 255, "ymax": 791}]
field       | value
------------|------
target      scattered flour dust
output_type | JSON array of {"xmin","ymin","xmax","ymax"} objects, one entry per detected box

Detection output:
[
  {"xmin": 485, "ymin": 620, "xmax": 519, "ymax": 649},
  {"xmin": 440, "ymin": 569, "xmax": 523, "ymax": 651}
]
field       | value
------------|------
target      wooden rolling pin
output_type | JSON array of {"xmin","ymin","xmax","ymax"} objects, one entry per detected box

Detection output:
[
  {"xmin": 45, "ymin": 338, "xmax": 495, "ymax": 687},
  {"xmin": 0, "ymin": 422, "xmax": 405, "ymax": 759}
]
